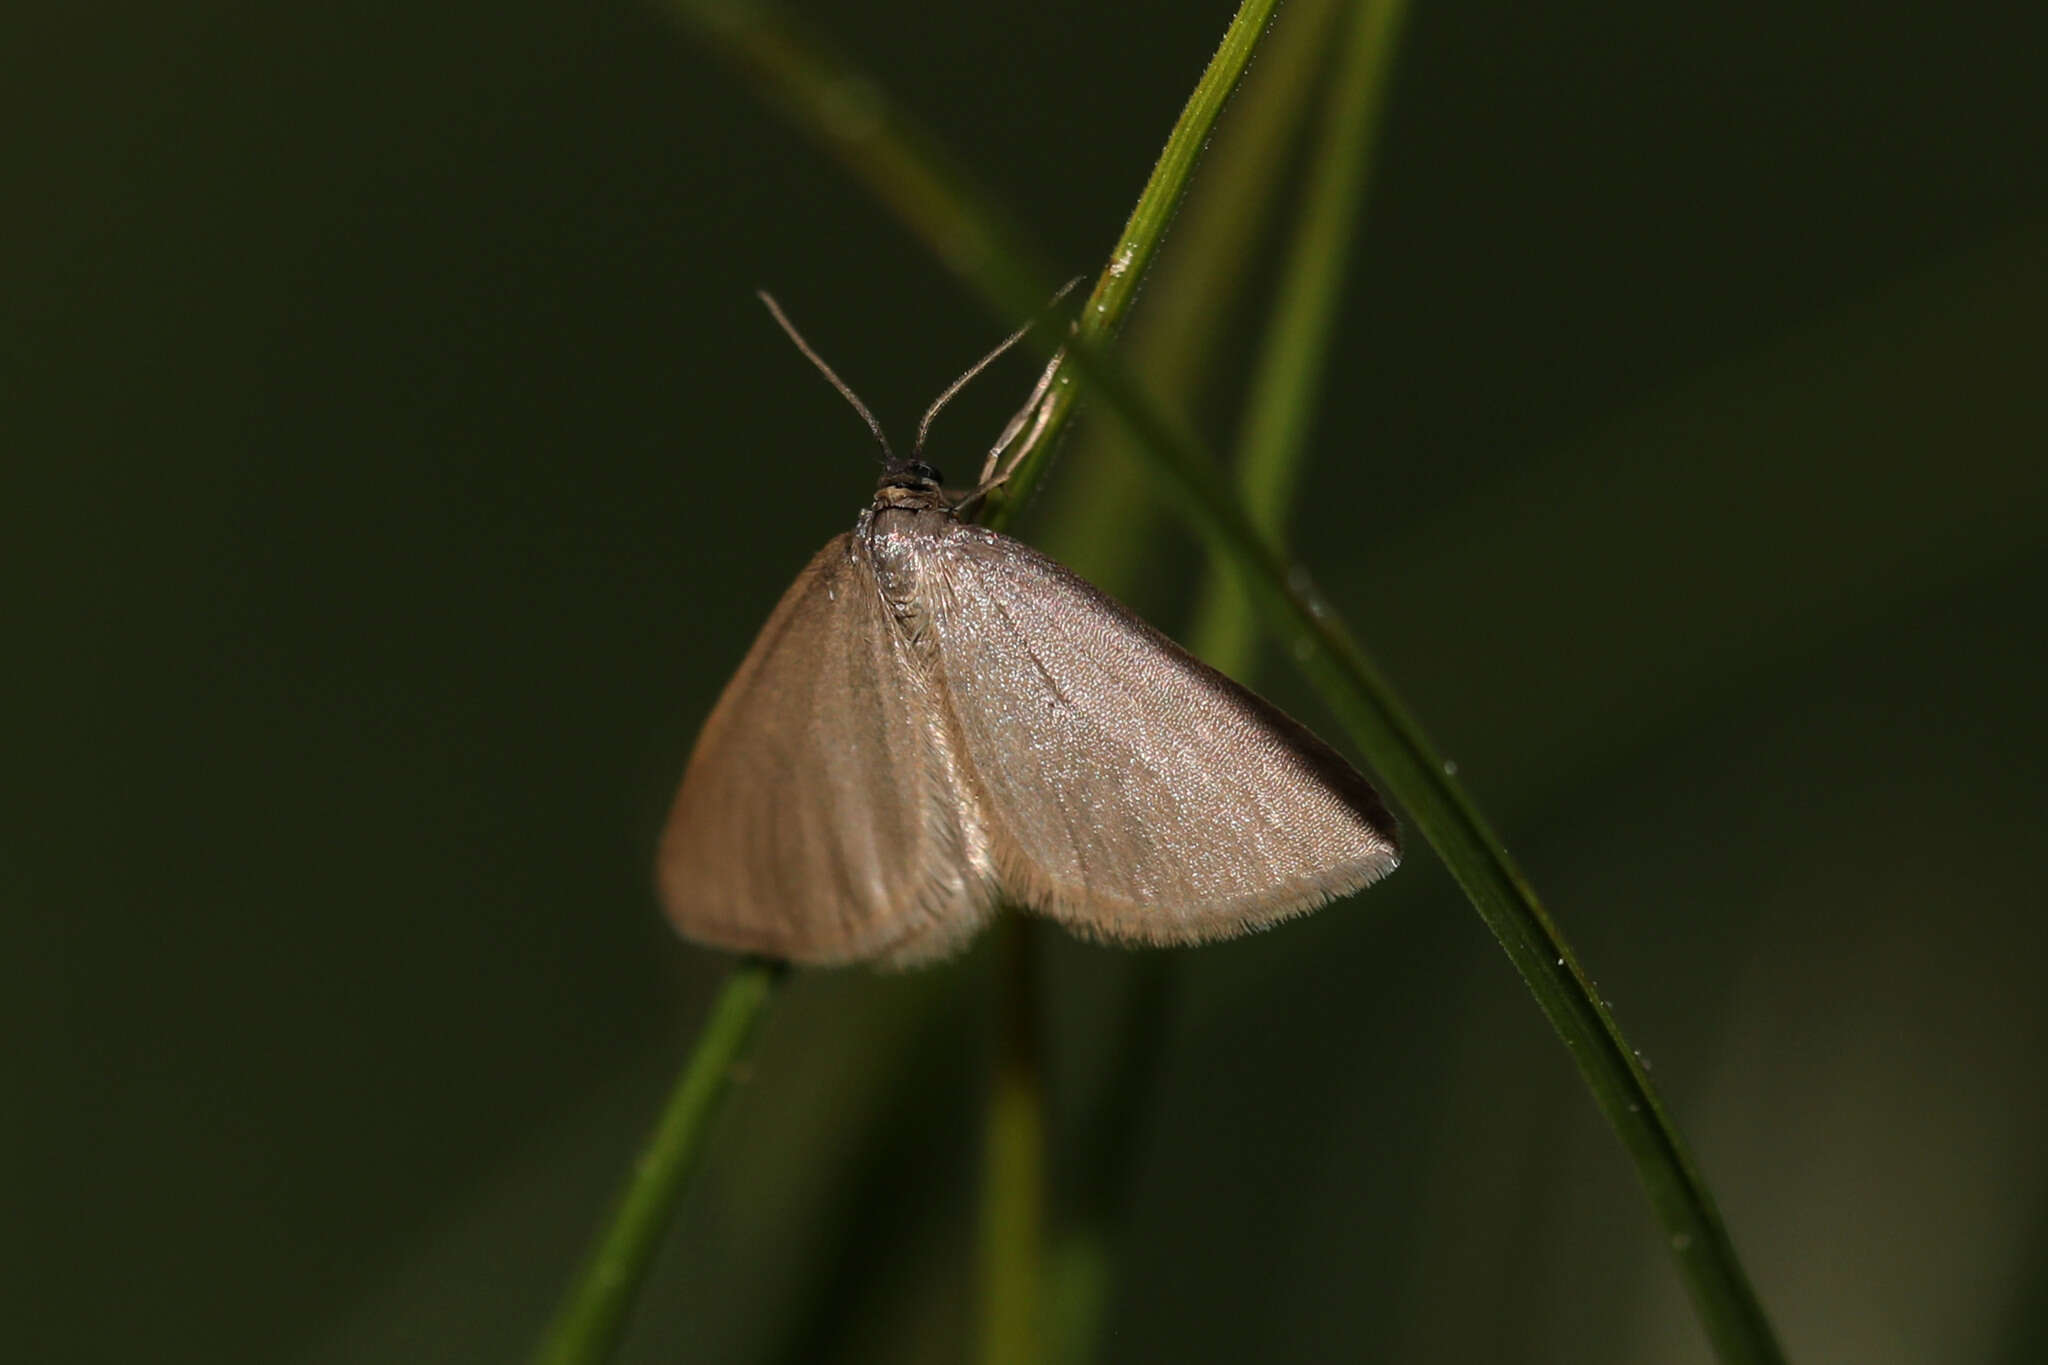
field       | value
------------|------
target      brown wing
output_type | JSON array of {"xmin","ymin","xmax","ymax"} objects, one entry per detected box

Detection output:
[
  {"xmin": 925, "ymin": 526, "xmax": 1399, "ymax": 946},
  {"xmin": 657, "ymin": 534, "xmax": 999, "ymax": 967}
]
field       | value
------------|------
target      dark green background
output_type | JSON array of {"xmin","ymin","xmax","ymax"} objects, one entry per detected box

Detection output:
[{"xmin": 9, "ymin": 2, "xmax": 2046, "ymax": 1361}]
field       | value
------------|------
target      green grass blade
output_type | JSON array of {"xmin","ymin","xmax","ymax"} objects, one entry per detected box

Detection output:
[
  {"xmin": 531, "ymin": 960, "xmax": 784, "ymax": 1365},
  {"xmin": 1065, "ymin": 309, "xmax": 1790, "ymax": 1365}
]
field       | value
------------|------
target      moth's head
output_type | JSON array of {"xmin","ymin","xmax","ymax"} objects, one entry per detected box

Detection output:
[{"xmin": 874, "ymin": 460, "xmax": 950, "ymax": 511}]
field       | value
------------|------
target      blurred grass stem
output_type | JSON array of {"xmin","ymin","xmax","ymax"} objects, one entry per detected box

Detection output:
[
  {"xmin": 1188, "ymin": 0, "xmax": 1411, "ymax": 677},
  {"xmin": 979, "ymin": 918, "xmax": 1046, "ymax": 1365}
]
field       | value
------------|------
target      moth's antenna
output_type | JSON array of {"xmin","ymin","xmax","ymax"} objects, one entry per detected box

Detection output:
[
  {"xmin": 914, "ymin": 320, "xmax": 1033, "ymax": 460},
  {"xmin": 757, "ymin": 291, "xmax": 895, "ymax": 462},
  {"xmin": 914, "ymin": 277, "xmax": 1085, "ymax": 460}
]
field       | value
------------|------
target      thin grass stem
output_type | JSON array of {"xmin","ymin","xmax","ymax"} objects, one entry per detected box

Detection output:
[{"xmin": 531, "ymin": 959, "xmax": 785, "ymax": 1365}]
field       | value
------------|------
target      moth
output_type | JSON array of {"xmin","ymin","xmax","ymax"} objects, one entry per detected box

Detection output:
[{"xmin": 658, "ymin": 296, "xmax": 1399, "ymax": 967}]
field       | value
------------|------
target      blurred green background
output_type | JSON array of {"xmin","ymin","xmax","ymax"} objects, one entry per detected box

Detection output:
[{"xmin": 8, "ymin": 1, "xmax": 2047, "ymax": 1361}]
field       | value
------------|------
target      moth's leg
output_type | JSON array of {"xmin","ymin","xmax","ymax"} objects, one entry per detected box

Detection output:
[{"xmin": 974, "ymin": 346, "xmax": 1065, "ymax": 493}]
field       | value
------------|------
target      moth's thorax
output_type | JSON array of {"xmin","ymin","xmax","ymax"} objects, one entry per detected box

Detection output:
[
  {"xmin": 858, "ymin": 502, "xmax": 957, "ymax": 631},
  {"xmin": 861, "ymin": 457, "xmax": 960, "ymax": 628}
]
